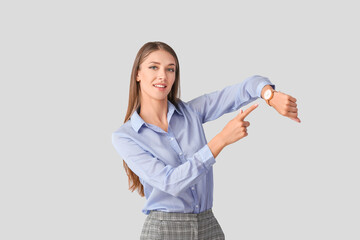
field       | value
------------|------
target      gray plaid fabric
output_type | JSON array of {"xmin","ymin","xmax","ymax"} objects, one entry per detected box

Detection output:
[{"xmin": 140, "ymin": 209, "xmax": 225, "ymax": 240}]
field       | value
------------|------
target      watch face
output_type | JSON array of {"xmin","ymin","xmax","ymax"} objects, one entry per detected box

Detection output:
[{"xmin": 264, "ymin": 89, "xmax": 272, "ymax": 100}]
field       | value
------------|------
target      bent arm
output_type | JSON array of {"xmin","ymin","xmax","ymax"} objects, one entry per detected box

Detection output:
[{"xmin": 112, "ymin": 133, "xmax": 215, "ymax": 197}]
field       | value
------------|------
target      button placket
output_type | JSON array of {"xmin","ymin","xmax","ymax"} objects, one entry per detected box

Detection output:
[
  {"xmin": 167, "ymin": 130, "xmax": 200, "ymax": 213},
  {"xmin": 167, "ymin": 130, "xmax": 185, "ymax": 163}
]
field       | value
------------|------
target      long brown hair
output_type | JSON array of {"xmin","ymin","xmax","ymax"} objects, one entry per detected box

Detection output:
[{"xmin": 123, "ymin": 41, "xmax": 181, "ymax": 196}]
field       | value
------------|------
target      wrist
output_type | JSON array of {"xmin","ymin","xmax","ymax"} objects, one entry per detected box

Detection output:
[
  {"xmin": 261, "ymin": 85, "xmax": 275, "ymax": 106},
  {"xmin": 268, "ymin": 91, "xmax": 278, "ymax": 107},
  {"xmin": 216, "ymin": 132, "xmax": 228, "ymax": 148},
  {"xmin": 208, "ymin": 133, "xmax": 227, "ymax": 158},
  {"xmin": 261, "ymin": 85, "xmax": 274, "ymax": 99}
]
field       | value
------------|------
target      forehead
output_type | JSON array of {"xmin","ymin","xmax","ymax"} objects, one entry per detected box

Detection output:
[{"xmin": 143, "ymin": 50, "xmax": 176, "ymax": 64}]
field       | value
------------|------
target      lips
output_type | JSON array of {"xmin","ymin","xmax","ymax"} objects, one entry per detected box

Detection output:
[{"xmin": 153, "ymin": 84, "xmax": 167, "ymax": 89}]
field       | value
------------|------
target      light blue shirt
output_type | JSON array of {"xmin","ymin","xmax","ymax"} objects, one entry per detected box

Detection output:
[{"xmin": 112, "ymin": 75, "xmax": 274, "ymax": 214}]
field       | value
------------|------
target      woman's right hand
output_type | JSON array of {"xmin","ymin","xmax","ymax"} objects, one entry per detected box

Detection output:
[
  {"xmin": 207, "ymin": 103, "xmax": 259, "ymax": 158},
  {"xmin": 219, "ymin": 103, "xmax": 259, "ymax": 146}
]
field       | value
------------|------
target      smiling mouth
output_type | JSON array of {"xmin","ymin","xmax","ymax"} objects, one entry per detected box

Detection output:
[{"xmin": 153, "ymin": 84, "xmax": 167, "ymax": 88}]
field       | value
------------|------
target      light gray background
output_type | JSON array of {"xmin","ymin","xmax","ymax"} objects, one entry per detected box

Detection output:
[{"xmin": 1, "ymin": 0, "xmax": 359, "ymax": 239}]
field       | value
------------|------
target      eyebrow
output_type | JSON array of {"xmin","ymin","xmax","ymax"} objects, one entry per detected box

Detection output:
[{"xmin": 149, "ymin": 61, "xmax": 175, "ymax": 66}]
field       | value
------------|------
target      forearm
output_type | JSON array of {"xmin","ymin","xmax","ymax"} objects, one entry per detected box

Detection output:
[
  {"xmin": 207, "ymin": 133, "xmax": 227, "ymax": 159},
  {"xmin": 187, "ymin": 75, "xmax": 273, "ymax": 124}
]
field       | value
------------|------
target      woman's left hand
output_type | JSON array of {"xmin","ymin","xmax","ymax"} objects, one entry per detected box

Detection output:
[{"xmin": 269, "ymin": 91, "xmax": 301, "ymax": 123}]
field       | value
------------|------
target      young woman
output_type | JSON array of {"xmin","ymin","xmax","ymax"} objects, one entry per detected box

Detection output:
[{"xmin": 112, "ymin": 41, "xmax": 300, "ymax": 240}]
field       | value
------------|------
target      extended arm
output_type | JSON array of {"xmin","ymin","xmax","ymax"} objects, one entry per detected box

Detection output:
[{"xmin": 187, "ymin": 75, "xmax": 273, "ymax": 123}]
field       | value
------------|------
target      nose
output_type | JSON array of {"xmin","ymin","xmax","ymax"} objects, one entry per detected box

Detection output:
[{"xmin": 157, "ymin": 68, "xmax": 167, "ymax": 80}]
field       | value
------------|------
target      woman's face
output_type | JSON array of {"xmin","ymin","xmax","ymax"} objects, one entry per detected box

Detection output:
[{"xmin": 137, "ymin": 50, "xmax": 176, "ymax": 103}]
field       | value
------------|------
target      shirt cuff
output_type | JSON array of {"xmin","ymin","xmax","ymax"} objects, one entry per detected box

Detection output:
[
  {"xmin": 194, "ymin": 144, "xmax": 216, "ymax": 170},
  {"xmin": 254, "ymin": 76, "xmax": 276, "ymax": 98}
]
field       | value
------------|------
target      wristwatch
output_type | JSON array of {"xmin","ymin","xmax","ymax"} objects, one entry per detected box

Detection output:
[{"xmin": 264, "ymin": 88, "xmax": 275, "ymax": 106}]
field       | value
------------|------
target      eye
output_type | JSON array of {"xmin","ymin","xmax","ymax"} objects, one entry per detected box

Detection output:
[
  {"xmin": 149, "ymin": 66, "xmax": 157, "ymax": 70},
  {"xmin": 168, "ymin": 68, "xmax": 175, "ymax": 72}
]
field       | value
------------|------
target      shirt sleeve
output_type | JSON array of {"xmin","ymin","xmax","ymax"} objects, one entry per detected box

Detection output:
[
  {"xmin": 186, "ymin": 75, "xmax": 275, "ymax": 123},
  {"xmin": 112, "ymin": 133, "xmax": 216, "ymax": 197}
]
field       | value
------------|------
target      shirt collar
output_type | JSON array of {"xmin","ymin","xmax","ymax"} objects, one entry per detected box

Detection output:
[
  {"xmin": 130, "ymin": 109, "xmax": 145, "ymax": 133},
  {"xmin": 130, "ymin": 100, "xmax": 182, "ymax": 133},
  {"xmin": 167, "ymin": 100, "xmax": 183, "ymax": 117}
]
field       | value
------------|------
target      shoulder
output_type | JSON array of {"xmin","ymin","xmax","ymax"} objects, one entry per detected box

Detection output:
[
  {"xmin": 175, "ymin": 99, "xmax": 199, "ymax": 116},
  {"xmin": 111, "ymin": 120, "xmax": 143, "ymax": 156},
  {"xmin": 175, "ymin": 99, "xmax": 187, "ymax": 109},
  {"xmin": 112, "ymin": 120, "xmax": 135, "ymax": 140},
  {"xmin": 113, "ymin": 120, "xmax": 132, "ymax": 134}
]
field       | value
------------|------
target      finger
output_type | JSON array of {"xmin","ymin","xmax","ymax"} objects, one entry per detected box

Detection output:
[
  {"xmin": 240, "ymin": 121, "xmax": 250, "ymax": 127},
  {"xmin": 236, "ymin": 109, "xmax": 244, "ymax": 120},
  {"xmin": 288, "ymin": 95, "xmax": 297, "ymax": 103},
  {"xmin": 286, "ymin": 112, "xmax": 298, "ymax": 119},
  {"xmin": 287, "ymin": 101, "xmax": 297, "ymax": 107},
  {"xmin": 287, "ymin": 106, "xmax": 298, "ymax": 113},
  {"xmin": 290, "ymin": 117, "xmax": 301, "ymax": 123},
  {"xmin": 238, "ymin": 103, "xmax": 259, "ymax": 120}
]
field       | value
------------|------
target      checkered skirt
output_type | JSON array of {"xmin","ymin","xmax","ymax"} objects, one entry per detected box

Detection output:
[{"xmin": 140, "ymin": 209, "xmax": 225, "ymax": 240}]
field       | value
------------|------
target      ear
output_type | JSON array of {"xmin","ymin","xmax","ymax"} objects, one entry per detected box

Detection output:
[{"xmin": 136, "ymin": 71, "xmax": 141, "ymax": 82}]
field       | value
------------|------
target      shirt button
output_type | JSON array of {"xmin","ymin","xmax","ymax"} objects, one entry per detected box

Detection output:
[
  {"xmin": 195, "ymin": 205, "xmax": 199, "ymax": 208},
  {"xmin": 191, "ymin": 187, "xmax": 195, "ymax": 190},
  {"xmin": 179, "ymin": 152, "xmax": 183, "ymax": 156},
  {"xmin": 170, "ymin": 137, "xmax": 174, "ymax": 141}
]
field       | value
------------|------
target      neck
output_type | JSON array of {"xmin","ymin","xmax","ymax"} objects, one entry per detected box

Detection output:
[{"xmin": 139, "ymin": 98, "xmax": 168, "ymax": 126}]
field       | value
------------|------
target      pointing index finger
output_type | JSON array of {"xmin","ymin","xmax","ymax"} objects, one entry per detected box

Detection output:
[{"xmin": 238, "ymin": 103, "xmax": 259, "ymax": 120}]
